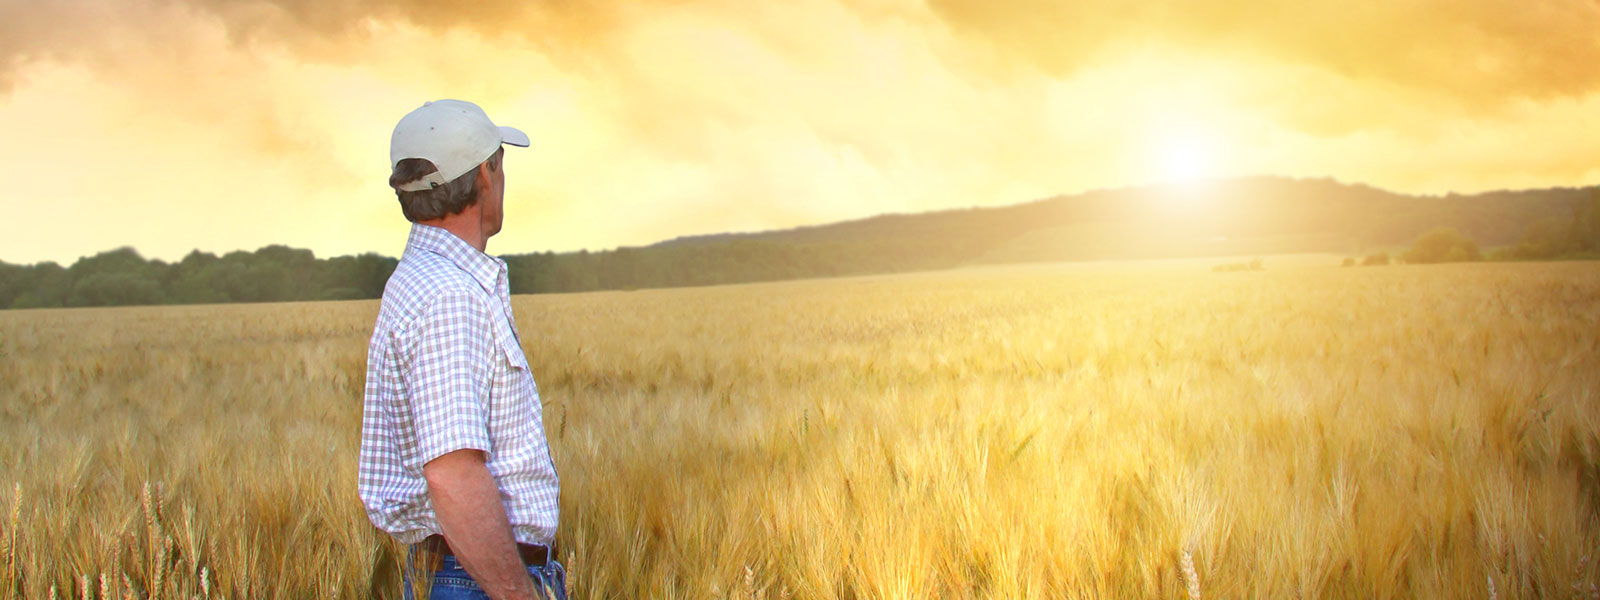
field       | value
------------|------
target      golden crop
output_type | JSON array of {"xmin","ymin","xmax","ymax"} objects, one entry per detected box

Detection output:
[{"xmin": 0, "ymin": 260, "xmax": 1596, "ymax": 599}]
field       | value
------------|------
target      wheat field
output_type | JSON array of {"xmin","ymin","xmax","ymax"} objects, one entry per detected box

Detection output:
[{"xmin": 1, "ymin": 259, "xmax": 1597, "ymax": 599}]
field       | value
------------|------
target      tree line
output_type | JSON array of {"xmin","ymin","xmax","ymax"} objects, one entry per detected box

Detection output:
[
  {"xmin": 0, "ymin": 237, "xmax": 966, "ymax": 309},
  {"xmin": 1494, "ymin": 194, "xmax": 1600, "ymax": 260},
  {"xmin": 0, "ymin": 247, "xmax": 398, "ymax": 309},
  {"xmin": 1341, "ymin": 195, "xmax": 1600, "ymax": 267}
]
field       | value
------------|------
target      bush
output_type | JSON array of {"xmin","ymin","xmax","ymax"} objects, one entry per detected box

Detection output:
[
  {"xmin": 1361, "ymin": 252, "xmax": 1390, "ymax": 266},
  {"xmin": 1212, "ymin": 258, "xmax": 1264, "ymax": 272},
  {"xmin": 1403, "ymin": 228, "xmax": 1481, "ymax": 264}
]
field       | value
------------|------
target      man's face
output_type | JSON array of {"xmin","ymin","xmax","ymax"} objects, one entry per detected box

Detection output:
[{"xmin": 480, "ymin": 149, "xmax": 506, "ymax": 238}]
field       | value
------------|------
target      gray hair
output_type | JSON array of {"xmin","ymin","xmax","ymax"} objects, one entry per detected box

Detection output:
[{"xmin": 389, "ymin": 147, "xmax": 503, "ymax": 222}]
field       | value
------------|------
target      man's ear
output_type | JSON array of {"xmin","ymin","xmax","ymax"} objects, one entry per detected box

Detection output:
[{"xmin": 474, "ymin": 162, "xmax": 493, "ymax": 193}]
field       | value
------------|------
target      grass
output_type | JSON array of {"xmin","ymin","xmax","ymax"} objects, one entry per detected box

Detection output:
[{"xmin": 1, "ymin": 260, "xmax": 1597, "ymax": 598}]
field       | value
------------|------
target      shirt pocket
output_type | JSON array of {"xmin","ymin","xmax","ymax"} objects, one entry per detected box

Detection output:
[
  {"xmin": 488, "ymin": 321, "xmax": 541, "ymax": 444},
  {"xmin": 491, "ymin": 319, "xmax": 531, "ymax": 373}
]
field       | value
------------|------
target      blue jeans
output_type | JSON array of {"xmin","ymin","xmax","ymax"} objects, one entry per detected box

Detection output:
[{"xmin": 403, "ymin": 552, "xmax": 568, "ymax": 600}]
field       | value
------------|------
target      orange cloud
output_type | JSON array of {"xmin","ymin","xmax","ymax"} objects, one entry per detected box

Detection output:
[{"xmin": 925, "ymin": 0, "xmax": 1600, "ymax": 103}]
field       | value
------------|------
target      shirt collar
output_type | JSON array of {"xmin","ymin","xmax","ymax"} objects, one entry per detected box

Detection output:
[{"xmin": 405, "ymin": 223, "xmax": 505, "ymax": 293}]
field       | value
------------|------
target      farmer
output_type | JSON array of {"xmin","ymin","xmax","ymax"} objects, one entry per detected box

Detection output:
[{"xmin": 359, "ymin": 99, "xmax": 565, "ymax": 600}]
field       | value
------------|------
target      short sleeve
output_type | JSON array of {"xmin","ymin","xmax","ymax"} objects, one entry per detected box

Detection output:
[{"xmin": 405, "ymin": 288, "xmax": 495, "ymax": 467}]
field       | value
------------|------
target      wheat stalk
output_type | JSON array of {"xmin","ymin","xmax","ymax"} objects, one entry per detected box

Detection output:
[
  {"xmin": 98, "ymin": 529, "xmax": 117, "ymax": 574},
  {"xmin": 1180, "ymin": 549, "xmax": 1201, "ymax": 600},
  {"xmin": 1487, "ymin": 571, "xmax": 1498, "ymax": 600},
  {"xmin": 141, "ymin": 482, "xmax": 156, "ymax": 555},
  {"xmin": 178, "ymin": 503, "xmax": 199, "ymax": 579},
  {"xmin": 565, "ymin": 542, "xmax": 579, "ymax": 597},
  {"xmin": 99, "ymin": 572, "xmax": 109, "ymax": 600},
  {"xmin": 1574, "ymin": 553, "xmax": 1592, "ymax": 600},
  {"xmin": 152, "ymin": 537, "xmax": 168, "ymax": 597},
  {"xmin": 154, "ymin": 483, "xmax": 166, "ymax": 529},
  {"xmin": 0, "ymin": 524, "xmax": 9, "ymax": 588},
  {"xmin": 4, "ymin": 483, "xmax": 18, "ymax": 581}
]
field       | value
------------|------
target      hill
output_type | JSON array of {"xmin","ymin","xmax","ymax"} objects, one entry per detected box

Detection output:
[
  {"xmin": 502, "ymin": 176, "xmax": 1596, "ymax": 293},
  {"xmin": 653, "ymin": 176, "xmax": 1589, "ymax": 259}
]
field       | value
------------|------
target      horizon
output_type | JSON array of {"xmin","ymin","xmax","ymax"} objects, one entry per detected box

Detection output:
[
  {"xmin": 3, "ymin": 1, "xmax": 1599, "ymax": 266},
  {"xmin": 4, "ymin": 174, "xmax": 1595, "ymax": 267}
]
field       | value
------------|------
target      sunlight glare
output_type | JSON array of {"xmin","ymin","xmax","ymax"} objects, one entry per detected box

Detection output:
[{"xmin": 1159, "ymin": 134, "xmax": 1216, "ymax": 183}]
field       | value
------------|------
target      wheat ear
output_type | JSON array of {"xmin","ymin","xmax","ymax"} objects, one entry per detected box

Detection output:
[
  {"xmin": 1180, "ymin": 550, "xmax": 1201, "ymax": 600},
  {"xmin": 152, "ymin": 539, "xmax": 168, "ymax": 598}
]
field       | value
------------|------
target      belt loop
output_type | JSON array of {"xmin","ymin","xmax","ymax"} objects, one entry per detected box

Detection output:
[{"xmin": 420, "ymin": 538, "xmax": 443, "ymax": 572}]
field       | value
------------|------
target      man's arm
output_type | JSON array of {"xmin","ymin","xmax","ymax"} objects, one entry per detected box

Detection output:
[{"xmin": 425, "ymin": 449, "xmax": 538, "ymax": 600}]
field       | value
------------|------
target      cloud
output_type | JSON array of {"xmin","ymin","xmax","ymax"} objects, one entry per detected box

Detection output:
[
  {"xmin": 0, "ymin": 0, "xmax": 630, "ymax": 93},
  {"xmin": 9, "ymin": 0, "xmax": 1599, "ymax": 109},
  {"xmin": 10, "ymin": 0, "xmax": 1597, "ymax": 146},
  {"xmin": 924, "ymin": 0, "xmax": 1600, "ymax": 109}
]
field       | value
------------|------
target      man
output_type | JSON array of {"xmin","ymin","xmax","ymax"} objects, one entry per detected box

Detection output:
[{"xmin": 359, "ymin": 99, "xmax": 565, "ymax": 600}]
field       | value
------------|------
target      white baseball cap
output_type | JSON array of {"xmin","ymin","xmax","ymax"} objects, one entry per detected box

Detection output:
[{"xmin": 389, "ymin": 99, "xmax": 530, "ymax": 192}]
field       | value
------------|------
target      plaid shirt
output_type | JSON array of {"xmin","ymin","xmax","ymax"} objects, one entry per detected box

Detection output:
[{"xmin": 359, "ymin": 224, "xmax": 559, "ymax": 546}]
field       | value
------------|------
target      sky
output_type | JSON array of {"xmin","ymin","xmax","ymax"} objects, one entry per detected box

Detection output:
[{"xmin": 2, "ymin": 0, "xmax": 1598, "ymax": 265}]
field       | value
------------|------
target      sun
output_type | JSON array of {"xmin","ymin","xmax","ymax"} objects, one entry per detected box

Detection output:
[{"xmin": 1157, "ymin": 134, "xmax": 1218, "ymax": 183}]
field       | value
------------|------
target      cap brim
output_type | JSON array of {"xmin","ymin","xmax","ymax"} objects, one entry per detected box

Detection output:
[{"xmin": 499, "ymin": 126, "xmax": 531, "ymax": 147}]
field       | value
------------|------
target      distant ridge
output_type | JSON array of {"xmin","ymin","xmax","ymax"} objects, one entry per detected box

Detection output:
[
  {"xmin": 643, "ymin": 175, "xmax": 1590, "ymax": 258},
  {"xmin": 494, "ymin": 175, "xmax": 1594, "ymax": 293}
]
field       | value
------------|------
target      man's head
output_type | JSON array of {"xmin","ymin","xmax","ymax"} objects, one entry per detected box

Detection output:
[{"xmin": 388, "ymin": 100, "xmax": 528, "ymax": 226}]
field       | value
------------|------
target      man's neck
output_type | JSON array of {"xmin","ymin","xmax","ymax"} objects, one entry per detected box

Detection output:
[{"xmin": 419, "ymin": 212, "xmax": 487, "ymax": 253}]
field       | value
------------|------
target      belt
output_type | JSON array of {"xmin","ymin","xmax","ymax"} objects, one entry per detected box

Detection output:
[{"xmin": 420, "ymin": 535, "xmax": 556, "ymax": 568}]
